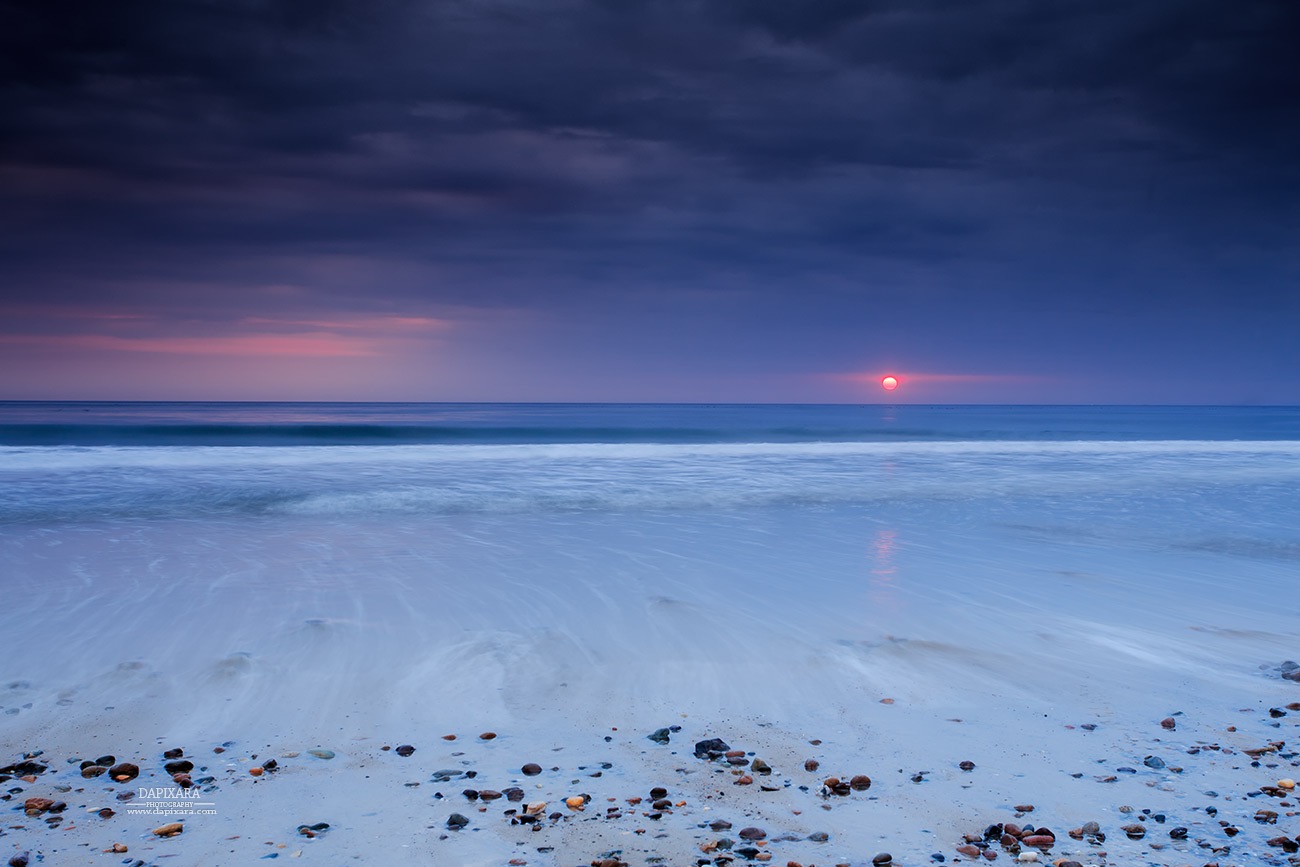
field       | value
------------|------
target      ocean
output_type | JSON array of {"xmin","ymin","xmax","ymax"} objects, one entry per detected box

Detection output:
[{"xmin": 2, "ymin": 402, "xmax": 1298, "ymax": 864}]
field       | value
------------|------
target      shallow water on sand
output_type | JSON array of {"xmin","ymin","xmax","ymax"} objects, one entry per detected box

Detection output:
[{"xmin": 2, "ymin": 407, "xmax": 1299, "ymax": 864}]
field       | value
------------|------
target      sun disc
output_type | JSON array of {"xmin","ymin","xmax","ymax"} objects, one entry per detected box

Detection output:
[{"xmin": 881, "ymin": 375, "xmax": 898, "ymax": 391}]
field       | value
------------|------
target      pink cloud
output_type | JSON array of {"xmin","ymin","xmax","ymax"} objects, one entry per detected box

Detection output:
[{"xmin": 0, "ymin": 332, "xmax": 378, "ymax": 357}]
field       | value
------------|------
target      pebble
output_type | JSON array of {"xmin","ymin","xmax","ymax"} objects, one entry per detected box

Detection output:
[
  {"xmin": 108, "ymin": 844, "xmax": 128, "ymax": 853},
  {"xmin": 249, "ymin": 766, "xmax": 264, "ymax": 776},
  {"xmin": 804, "ymin": 759, "xmax": 820, "ymax": 772},
  {"xmin": 739, "ymin": 827, "xmax": 767, "ymax": 840},
  {"xmin": 959, "ymin": 760, "xmax": 975, "ymax": 771},
  {"xmin": 152, "ymin": 822, "xmax": 184, "ymax": 837},
  {"xmin": 752, "ymin": 757, "xmax": 772, "ymax": 774},
  {"xmin": 565, "ymin": 795, "xmax": 586, "ymax": 810},
  {"xmin": 1161, "ymin": 717, "xmax": 1177, "ymax": 729},
  {"xmin": 850, "ymin": 774, "xmax": 872, "ymax": 790},
  {"xmin": 446, "ymin": 813, "xmax": 469, "ymax": 830},
  {"xmin": 395, "ymin": 744, "xmax": 415, "ymax": 757},
  {"xmin": 522, "ymin": 762, "xmax": 542, "ymax": 776},
  {"xmin": 479, "ymin": 732, "xmax": 497, "ymax": 740},
  {"xmin": 1279, "ymin": 778, "xmax": 1296, "ymax": 790},
  {"xmin": 694, "ymin": 738, "xmax": 730, "ymax": 759},
  {"xmin": 872, "ymin": 854, "xmax": 892, "ymax": 865},
  {"xmin": 109, "ymin": 762, "xmax": 139, "ymax": 782},
  {"xmin": 807, "ymin": 831, "xmax": 829, "ymax": 842},
  {"xmin": 650, "ymin": 786, "xmax": 668, "ymax": 799},
  {"xmin": 8, "ymin": 854, "xmax": 29, "ymax": 867},
  {"xmin": 647, "ymin": 728, "xmax": 672, "ymax": 744},
  {"xmin": 307, "ymin": 749, "xmax": 335, "ymax": 760}
]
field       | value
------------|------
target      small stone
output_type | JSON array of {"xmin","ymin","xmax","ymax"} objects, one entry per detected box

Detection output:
[
  {"xmin": 804, "ymin": 759, "xmax": 819, "ymax": 771},
  {"xmin": 956, "ymin": 845, "xmax": 980, "ymax": 857},
  {"xmin": 850, "ymin": 774, "xmax": 872, "ymax": 790},
  {"xmin": 1143, "ymin": 755, "xmax": 1165, "ymax": 769},
  {"xmin": 172, "ymin": 772, "xmax": 193, "ymax": 788},
  {"xmin": 735, "ymin": 774, "xmax": 753, "ymax": 785},
  {"xmin": 165, "ymin": 759, "xmax": 194, "ymax": 774},
  {"xmin": 1160, "ymin": 717, "xmax": 1176, "ymax": 729},
  {"xmin": 1022, "ymin": 834, "xmax": 1053, "ymax": 848},
  {"xmin": 163, "ymin": 748, "xmax": 184, "ymax": 759},
  {"xmin": 8, "ymin": 854, "xmax": 29, "ymax": 867},
  {"xmin": 153, "ymin": 822, "xmax": 184, "ymax": 837},
  {"xmin": 250, "ymin": 766, "xmax": 264, "ymax": 776},
  {"xmin": 647, "ymin": 728, "xmax": 672, "ymax": 744},
  {"xmin": 109, "ymin": 762, "xmax": 139, "ymax": 782},
  {"xmin": 442, "ymin": 734, "xmax": 456, "ymax": 740},
  {"xmin": 24, "ymin": 797, "xmax": 55, "ymax": 815},
  {"xmin": 446, "ymin": 813, "xmax": 469, "ymax": 830},
  {"xmin": 873, "ymin": 854, "xmax": 892, "ymax": 865},
  {"xmin": 694, "ymin": 737, "xmax": 730, "ymax": 759},
  {"xmin": 479, "ymin": 732, "xmax": 497, "ymax": 740},
  {"xmin": 98, "ymin": 807, "xmax": 115, "ymax": 818},
  {"xmin": 1278, "ymin": 778, "xmax": 1296, "ymax": 790},
  {"xmin": 752, "ymin": 758, "xmax": 772, "ymax": 774},
  {"xmin": 522, "ymin": 762, "xmax": 542, "ymax": 776},
  {"xmin": 1169, "ymin": 827, "xmax": 1188, "ymax": 839},
  {"xmin": 1121, "ymin": 823, "xmax": 1145, "ymax": 839},
  {"xmin": 739, "ymin": 827, "xmax": 767, "ymax": 841},
  {"xmin": 960, "ymin": 760, "xmax": 976, "ymax": 771},
  {"xmin": 710, "ymin": 819, "xmax": 732, "ymax": 831},
  {"xmin": 81, "ymin": 765, "xmax": 107, "ymax": 778},
  {"xmin": 565, "ymin": 795, "xmax": 586, "ymax": 810},
  {"xmin": 650, "ymin": 786, "xmax": 668, "ymax": 799},
  {"xmin": 395, "ymin": 744, "xmax": 415, "ymax": 757},
  {"xmin": 1013, "ymin": 804, "xmax": 1034, "ymax": 812},
  {"xmin": 109, "ymin": 844, "xmax": 128, "ymax": 853},
  {"xmin": 307, "ymin": 749, "xmax": 335, "ymax": 760}
]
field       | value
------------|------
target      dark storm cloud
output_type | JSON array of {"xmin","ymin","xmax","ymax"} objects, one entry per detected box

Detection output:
[{"xmin": 1, "ymin": 0, "xmax": 1297, "ymax": 318}]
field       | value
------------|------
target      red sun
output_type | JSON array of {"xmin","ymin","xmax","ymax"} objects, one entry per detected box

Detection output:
[{"xmin": 881, "ymin": 375, "xmax": 899, "ymax": 391}]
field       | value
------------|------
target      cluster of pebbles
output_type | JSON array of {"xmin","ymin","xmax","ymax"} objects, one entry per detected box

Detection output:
[{"xmin": 1, "ymin": 691, "xmax": 1297, "ymax": 866}]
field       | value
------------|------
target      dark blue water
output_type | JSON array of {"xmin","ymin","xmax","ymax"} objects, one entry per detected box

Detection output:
[{"xmin": 1, "ymin": 402, "xmax": 1297, "ymax": 446}]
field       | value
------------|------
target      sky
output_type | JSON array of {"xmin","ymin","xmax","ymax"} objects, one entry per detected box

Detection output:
[{"xmin": 1, "ymin": 0, "xmax": 1297, "ymax": 403}]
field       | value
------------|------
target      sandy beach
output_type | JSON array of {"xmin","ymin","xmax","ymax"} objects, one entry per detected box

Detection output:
[{"xmin": 3, "ymin": 412, "xmax": 1300, "ymax": 865}]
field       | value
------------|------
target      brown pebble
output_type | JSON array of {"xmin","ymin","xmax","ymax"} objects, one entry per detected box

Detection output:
[
  {"xmin": 172, "ymin": 773, "xmax": 193, "ymax": 788},
  {"xmin": 108, "ymin": 763, "xmax": 139, "ymax": 782},
  {"xmin": 650, "ymin": 787, "xmax": 668, "ymax": 799},
  {"xmin": 24, "ymin": 798, "xmax": 55, "ymax": 815},
  {"xmin": 521, "ymin": 762, "xmax": 542, "ymax": 776},
  {"xmin": 81, "ymin": 765, "xmax": 107, "ymax": 779},
  {"xmin": 1160, "ymin": 717, "xmax": 1177, "ymax": 729},
  {"xmin": 739, "ymin": 826, "xmax": 766, "ymax": 840},
  {"xmin": 872, "ymin": 854, "xmax": 892, "ymax": 865},
  {"xmin": 735, "ymin": 775, "xmax": 753, "ymax": 785},
  {"xmin": 478, "ymin": 790, "xmax": 503, "ymax": 801},
  {"xmin": 109, "ymin": 843, "xmax": 127, "ymax": 853},
  {"xmin": 152, "ymin": 822, "xmax": 184, "ymax": 837},
  {"xmin": 880, "ymin": 698, "xmax": 895, "ymax": 704},
  {"xmin": 479, "ymin": 732, "xmax": 497, "ymax": 740},
  {"xmin": 960, "ymin": 760, "xmax": 976, "ymax": 771},
  {"xmin": 1014, "ymin": 804, "xmax": 1034, "ymax": 812},
  {"xmin": 1022, "ymin": 834, "xmax": 1054, "ymax": 848},
  {"xmin": 956, "ymin": 844, "xmax": 981, "ymax": 857},
  {"xmin": 442, "ymin": 734, "xmax": 457, "ymax": 740},
  {"xmin": 804, "ymin": 759, "xmax": 820, "ymax": 772},
  {"xmin": 98, "ymin": 808, "xmax": 115, "ymax": 819},
  {"xmin": 213, "ymin": 746, "xmax": 225, "ymax": 754},
  {"xmin": 850, "ymin": 774, "xmax": 872, "ymax": 791}
]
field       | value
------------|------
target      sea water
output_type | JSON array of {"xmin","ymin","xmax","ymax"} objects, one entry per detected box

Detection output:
[{"xmin": 1, "ymin": 403, "xmax": 1298, "ymax": 861}]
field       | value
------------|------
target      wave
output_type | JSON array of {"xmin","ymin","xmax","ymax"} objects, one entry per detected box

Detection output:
[{"xmin": 3, "ymin": 439, "xmax": 1300, "ymax": 524}]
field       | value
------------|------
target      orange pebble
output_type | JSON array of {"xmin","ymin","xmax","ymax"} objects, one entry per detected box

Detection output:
[{"xmin": 249, "ymin": 767, "xmax": 263, "ymax": 776}]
